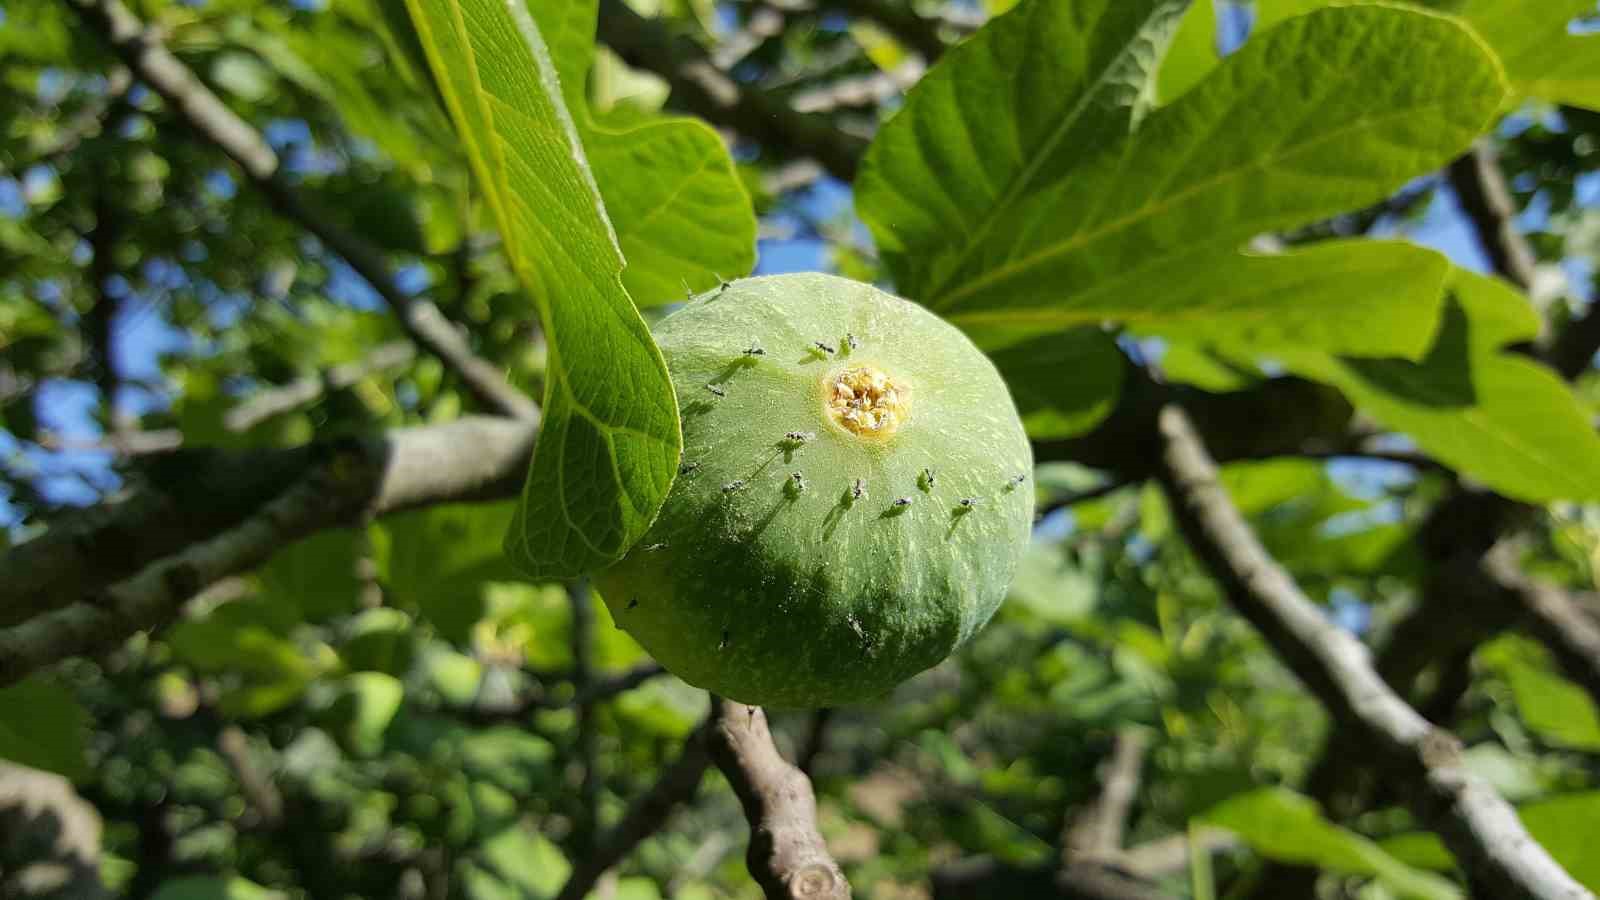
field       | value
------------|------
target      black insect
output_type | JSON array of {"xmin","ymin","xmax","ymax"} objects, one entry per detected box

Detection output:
[
  {"xmin": 789, "ymin": 472, "xmax": 807, "ymax": 493},
  {"xmin": 783, "ymin": 431, "xmax": 815, "ymax": 444},
  {"xmin": 679, "ymin": 461, "xmax": 701, "ymax": 475},
  {"xmin": 958, "ymin": 497, "xmax": 979, "ymax": 508},
  {"xmin": 1008, "ymin": 473, "xmax": 1027, "ymax": 489},
  {"xmin": 626, "ymin": 597, "xmax": 639, "ymax": 610},
  {"xmin": 706, "ymin": 384, "xmax": 726, "ymax": 398},
  {"xmin": 893, "ymin": 497, "xmax": 913, "ymax": 508},
  {"xmin": 845, "ymin": 332, "xmax": 859, "ymax": 350},
  {"xmin": 743, "ymin": 344, "xmax": 765, "ymax": 356},
  {"xmin": 852, "ymin": 478, "xmax": 866, "ymax": 500},
  {"xmin": 920, "ymin": 467, "xmax": 937, "ymax": 489},
  {"xmin": 813, "ymin": 340, "xmax": 836, "ymax": 355},
  {"xmin": 722, "ymin": 480, "xmax": 746, "ymax": 493}
]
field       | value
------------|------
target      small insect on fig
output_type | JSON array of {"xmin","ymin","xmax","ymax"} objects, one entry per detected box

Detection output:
[
  {"xmin": 788, "ymin": 472, "xmax": 807, "ymax": 494},
  {"xmin": 845, "ymin": 332, "xmax": 860, "ymax": 350},
  {"xmin": 813, "ymin": 340, "xmax": 836, "ymax": 355},
  {"xmin": 1007, "ymin": 473, "xmax": 1027, "ymax": 490},
  {"xmin": 919, "ymin": 467, "xmax": 937, "ymax": 490},
  {"xmin": 852, "ymin": 478, "xmax": 867, "ymax": 501},
  {"xmin": 706, "ymin": 384, "xmax": 726, "ymax": 398},
  {"xmin": 893, "ymin": 496, "xmax": 913, "ymax": 508},
  {"xmin": 626, "ymin": 597, "xmax": 639, "ymax": 610},
  {"xmin": 958, "ymin": 497, "xmax": 979, "ymax": 509},
  {"xmin": 679, "ymin": 461, "xmax": 701, "ymax": 475},
  {"xmin": 643, "ymin": 542, "xmax": 668, "ymax": 551},
  {"xmin": 722, "ymin": 480, "xmax": 746, "ymax": 493},
  {"xmin": 782, "ymin": 430, "xmax": 815, "ymax": 445},
  {"xmin": 743, "ymin": 343, "xmax": 765, "ymax": 357}
]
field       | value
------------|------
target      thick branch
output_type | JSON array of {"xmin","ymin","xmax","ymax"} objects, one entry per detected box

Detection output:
[
  {"xmin": 66, "ymin": 0, "xmax": 535, "ymax": 421},
  {"xmin": 0, "ymin": 417, "xmax": 537, "ymax": 682},
  {"xmin": 708, "ymin": 698, "xmax": 850, "ymax": 900},
  {"xmin": 553, "ymin": 721, "xmax": 712, "ymax": 900},
  {"xmin": 1155, "ymin": 404, "xmax": 1589, "ymax": 900},
  {"xmin": 596, "ymin": 0, "xmax": 867, "ymax": 181}
]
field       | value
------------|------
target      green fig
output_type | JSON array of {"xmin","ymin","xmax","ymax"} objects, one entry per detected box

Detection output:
[{"xmin": 597, "ymin": 273, "xmax": 1033, "ymax": 707}]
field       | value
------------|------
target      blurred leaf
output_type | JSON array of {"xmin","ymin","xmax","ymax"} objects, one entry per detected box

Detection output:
[
  {"xmin": 1376, "ymin": 793, "xmax": 1600, "ymax": 891},
  {"xmin": 991, "ymin": 327, "xmax": 1124, "ymax": 439},
  {"xmin": 376, "ymin": 503, "xmax": 520, "ymax": 643},
  {"xmin": 1481, "ymin": 637, "xmax": 1600, "ymax": 751},
  {"xmin": 150, "ymin": 877, "xmax": 286, "ymax": 900},
  {"xmin": 0, "ymin": 678, "xmax": 89, "ymax": 782},
  {"xmin": 1201, "ymin": 787, "xmax": 1462, "ymax": 900},
  {"xmin": 325, "ymin": 672, "xmax": 405, "ymax": 758},
  {"xmin": 1458, "ymin": 1, "xmax": 1600, "ymax": 110},
  {"xmin": 405, "ymin": 0, "xmax": 681, "ymax": 577},
  {"xmin": 259, "ymin": 530, "xmax": 363, "ymax": 623},
  {"xmin": 458, "ymin": 826, "xmax": 570, "ymax": 900},
  {"xmin": 341, "ymin": 608, "xmax": 416, "ymax": 675}
]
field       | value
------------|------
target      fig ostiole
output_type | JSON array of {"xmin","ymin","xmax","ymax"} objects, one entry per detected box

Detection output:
[{"xmin": 596, "ymin": 273, "xmax": 1033, "ymax": 708}]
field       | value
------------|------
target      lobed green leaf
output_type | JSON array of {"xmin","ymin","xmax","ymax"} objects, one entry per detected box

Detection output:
[{"xmin": 402, "ymin": 0, "xmax": 682, "ymax": 577}]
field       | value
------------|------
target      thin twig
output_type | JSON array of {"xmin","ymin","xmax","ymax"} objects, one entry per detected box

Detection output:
[
  {"xmin": 1155, "ymin": 403, "xmax": 1589, "ymax": 900},
  {"xmin": 1064, "ymin": 728, "xmax": 1149, "ymax": 865},
  {"xmin": 553, "ymin": 719, "xmax": 712, "ymax": 900},
  {"xmin": 569, "ymin": 580, "xmax": 600, "ymax": 857},
  {"xmin": 708, "ymin": 697, "xmax": 850, "ymax": 900},
  {"xmin": 65, "ymin": 0, "xmax": 536, "ymax": 421}
]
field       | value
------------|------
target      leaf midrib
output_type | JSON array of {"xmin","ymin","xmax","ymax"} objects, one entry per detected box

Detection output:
[{"xmin": 933, "ymin": 95, "xmax": 1494, "ymax": 311}]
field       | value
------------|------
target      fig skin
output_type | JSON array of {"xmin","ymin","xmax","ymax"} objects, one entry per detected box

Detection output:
[{"xmin": 597, "ymin": 273, "xmax": 1033, "ymax": 708}]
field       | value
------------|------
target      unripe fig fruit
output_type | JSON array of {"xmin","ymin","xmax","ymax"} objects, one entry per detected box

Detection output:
[{"xmin": 597, "ymin": 274, "xmax": 1033, "ymax": 707}]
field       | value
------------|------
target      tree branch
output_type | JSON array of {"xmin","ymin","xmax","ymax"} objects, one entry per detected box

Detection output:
[
  {"xmin": 708, "ymin": 697, "xmax": 850, "ymax": 900},
  {"xmin": 1154, "ymin": 403, "xmax": 1588, "ymax": 900},
  {"xmin": 1064, "ymin": 728, "xmax": 1149, "ymax": 864},
  {"xmin": 1446, "ymin": 144, "xmax": 1539, "ymax": 293},
  {"xmin": 595, "ymin": 0, "xmax": 868, "ymax": 181},
  {"xmin": 65, "ymin": 0, "xmax": 536, "ymax": 421},
  {"xmin": 0, "ymin": 417, "xmax": 538, "ymax": 683},
  {"xmin": 553, "ymin": 720, "xmax": 712, "ymax": 900},
  {"xmin": 225, "ymin": 342, "xmax": 417, "ymax": 432}
]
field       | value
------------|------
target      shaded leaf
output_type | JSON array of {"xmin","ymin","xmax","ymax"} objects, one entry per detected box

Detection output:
[
  {"xmin": 1282, "ymin": 271, "xmax": 1600, "ymax": 502},
  {"xmin": 1201, "ymin": 787, "xmax": 1462, "ymax": 900},
  {"xmin": 990, "ymin": 327, "xmax": 1124, "ymax": 439},
  {"xmin": 0, "ymin": 678, "xmax": 89, "ymax": 782}
]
